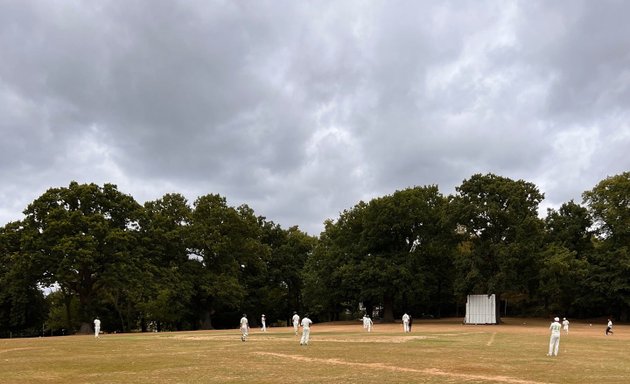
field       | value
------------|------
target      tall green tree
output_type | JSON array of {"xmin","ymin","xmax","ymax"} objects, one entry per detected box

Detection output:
[
  {"xmin": 21, "ymin": 182, "xmax": 142, "ymax": 333},
  {"xmin": 188, "ymin": 194, "xmax": 269, "ymax": 329},
  {"xmin": 358, "ymin": 186, "xmax": 455, "ymax": 321},
  {"xmin": 453, "ymin": 173, "xmax": 545, "ymax": 322}
]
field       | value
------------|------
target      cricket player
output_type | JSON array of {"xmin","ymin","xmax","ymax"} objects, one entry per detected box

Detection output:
[
  {"xmin": 365, "ymin": 315, "xmax": 373, "ymax": 332},
  {"xmin": 606, "ymin": 319, "xmax": 614, "ymax": 335},
  {"xmin": 547, "ymin": 317, "xmax": 561, "ymax": 356},
  {"xmin": 93, "ymin": 317, "xmax": 101, "ymax": 338},
  {"xmin": 300, "ymin": 314, "xmax": 313, "ymax": 345},
  {"xmin": 562, "ymin": 318, "xmax": 569, "ymax": 334},
  {"xmin": 261, "ymin": 314, "xmax": 267, "ymax": 332},
  {"xmin": 292, "ymin": 312, "xmax": 300, "ymax": 335},
  {"xmin": 240, "ymin": 314, "xmax": 249, "ymax": 341},
  {"xmin": 402, "ymin": 313, "xmax": 410, "ymax": 333}
]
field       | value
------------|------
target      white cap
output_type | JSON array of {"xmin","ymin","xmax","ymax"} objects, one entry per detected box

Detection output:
[{"xmin": 554, "ymin": 317, "xmax": 559, "ymax": 321}]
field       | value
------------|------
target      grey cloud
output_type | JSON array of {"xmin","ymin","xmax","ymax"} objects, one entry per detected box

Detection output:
[
  {"xmin": 515, "ymin": 1, "xmax": 630, "ymax": 125},
  {"xmin": 2, "ymin": 0, "xmax": 630, "ymax": 235}
]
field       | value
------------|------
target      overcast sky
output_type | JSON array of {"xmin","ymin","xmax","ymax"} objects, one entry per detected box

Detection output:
[{"xmin": 1, "ymin": 1, "xmax": 629, "ymax": 236}]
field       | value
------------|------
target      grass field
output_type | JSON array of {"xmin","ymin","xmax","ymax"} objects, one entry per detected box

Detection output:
[{"xmin": 1, "ymin": 318, "xmax": 629, "ymax": 383}]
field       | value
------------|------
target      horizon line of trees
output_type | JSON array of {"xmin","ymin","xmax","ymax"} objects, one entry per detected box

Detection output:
[{"xmin": 1, "ymin": 171, "xmax": 629, "ymax": 338}]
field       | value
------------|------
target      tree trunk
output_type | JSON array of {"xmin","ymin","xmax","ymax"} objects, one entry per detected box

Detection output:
[
  {"xmin": 140, "ymin": 316, "xmax": 147, "ymax": 333},
  {"xmin": 436, "ymin": 279, "xmax": 443, "ymax": 318},
  {"xmin": 495, "ymin": 293, "xmax": 502, "ymax": 324},
  {"xmin": 382, "ymin": 295, "xmax": 394, "ymax": 323},
  {"xmin": 79, "ymin": 322, "xmax": 92, "ymax": 334},
  {"xmin": 111, "ymin": 292, "xmax": 125, "ymax": 332},
  {"xmin": 365, "ymin": 301, "xmax": 374, "ymax": 318},
  {"xmin": 63, "ymin": 293, "xmax": 73, "ymax": 332},
  {"xmin": 200, "ymin": 309, "xmax": 214, "ymax": 329}
]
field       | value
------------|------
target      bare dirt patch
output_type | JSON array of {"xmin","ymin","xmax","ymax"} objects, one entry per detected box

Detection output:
[
  {"xmin": 255, "ymin": 352, "xmax": 549, "ymax": 384},
  {"xmin": 314, "ymin": 335, "xmax": 431, "ymax": 343},
  {"xmin": 0, "ymin": 347, "xmax": 43, "ymax": 354}
]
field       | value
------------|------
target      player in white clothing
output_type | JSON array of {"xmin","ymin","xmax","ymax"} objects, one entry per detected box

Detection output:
[
  {"xmin": 93, "ymin": 318, "xmax": 101, "ymax": 338},
  {"xmin": 562, "ymin": 318, "xmax": 569, "ymax": 334},
  {"xmin": 292, "ymin": 312, "xmax": 300, "ymax": 335},
  {"xmin": 240, "ymin": 314, "xmax": 249, "ymax": 341},
  {"xmin": 261, "ymin": 314, "xmax": 267, "ymax": 332},
  {"xmin": 365, "ymin": 315, "xmax": 373, "ymax": 332},
  {"xmin": 300, "ymin": 314, "xmax": 313, "ymax": 345},
  {"xmin": 547, "ymin": 317, "xmax": 561, "ymax": 356},
  {"xmin": 402, "ymin": 313, "xmax": 410, "ymax": 333}
]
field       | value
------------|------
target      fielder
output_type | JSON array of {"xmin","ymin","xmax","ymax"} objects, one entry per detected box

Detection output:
[
  {"xmin": 402, "ymin": 313, "xmax": 410, "ymax": 333},
  {"xmin": 365, "ymin": 315, "xmax": 373, "ymax": 332},
  {"xmin": 547, "ymin": 317, "xmax": 561, "ymax": 356},
  {"xmin": 240, "ymin": 314, "xmax": 249, "ymax": 341},
  {"xmin": 300, "ymin": 314, "xmax": 313, "ymax": 345},
  {"xmin": 93, "ymin": 317, "xmax": 101, "ymax": 338},
  {"xmin": 606, "ymin": 319, "xmax": 614, "ymax": 335},
  {"xmin": 292, "ymin": 312, "xmax": 300, "ymax": 335},
  {"xmin": 261, "ymin": 314, "xmax": 267, "ymax": 332},
  {"xmin": 562, "ymin": 317, "xmax": 569, "ymax": 334}
]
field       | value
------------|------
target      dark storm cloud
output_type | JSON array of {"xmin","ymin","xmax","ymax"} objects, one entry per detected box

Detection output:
[{"xmin": 1, "ymin": 0, "xmax": 630, "ymax": 235}]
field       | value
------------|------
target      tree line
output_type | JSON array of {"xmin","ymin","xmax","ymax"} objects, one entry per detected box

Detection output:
[{"xmin": 1, "ymin": 172, "xmax": 629, "ymax": 337}]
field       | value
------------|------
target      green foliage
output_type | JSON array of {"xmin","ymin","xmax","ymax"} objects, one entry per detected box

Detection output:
[
  {"xmin": 303, "ymin": 218, "xmax": 354, "ymax": 321},
  {"xmin": 0, "ymin": 221, "xmax": 48, "ymax": 337},
  {"xmin": 545, "ymin": 200, "xmax": 593, "ymax": 253},
  {"xmin": 453, "ymin": 173, "xmax": 545, "ymax": 320},
  {"xmin": 305, "ymin": 186, "xmax": 457, "ymax": 322},
  {"xmin": 583, "ymin": 171, "xmax": 630, "ymax": 245},
  {"xmin": 538, "ymin": 244, "xmax": 589, "ymax": 313},
  {"xmin": 44, "ymin": 290, "xmax": 79, "ymax": 333},
  {"xmin": 136, "ymin": 193, "xmax": 196, "ymax": 331},
  {"xmin": 582, "ymin": 172, "xmax": 630, "ymax": 319},
  {"xmin": 257, "ymin": 224, "xmax": 316, "ymax": 324},
  {"xmin": 188, "ymin": 194, "xmax": 271, "ymax": 328},
  {"xmin": 4, "ymin": 171, "xmax": 630, "ymax": 337},
  {"xmin": 20, "ymin": 182, "xmax": 143, "ymax": 331},
  {"xmin": 539, "ymin": 201, "xmax": 594, "ymax": 315}
]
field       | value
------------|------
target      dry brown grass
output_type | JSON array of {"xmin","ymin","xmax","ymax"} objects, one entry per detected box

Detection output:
[{"xmin": 1, "ymin": 318, "xmax": 629, "ymax": 383}]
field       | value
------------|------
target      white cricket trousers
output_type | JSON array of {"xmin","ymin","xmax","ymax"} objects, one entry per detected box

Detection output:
[
  {"xmin": 548, "ymin": 334, "xmax": 560, "ymax": 356},
  {"xmin": 300, "ymin": 328, "xmax": 311, "ymax": 345}
]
